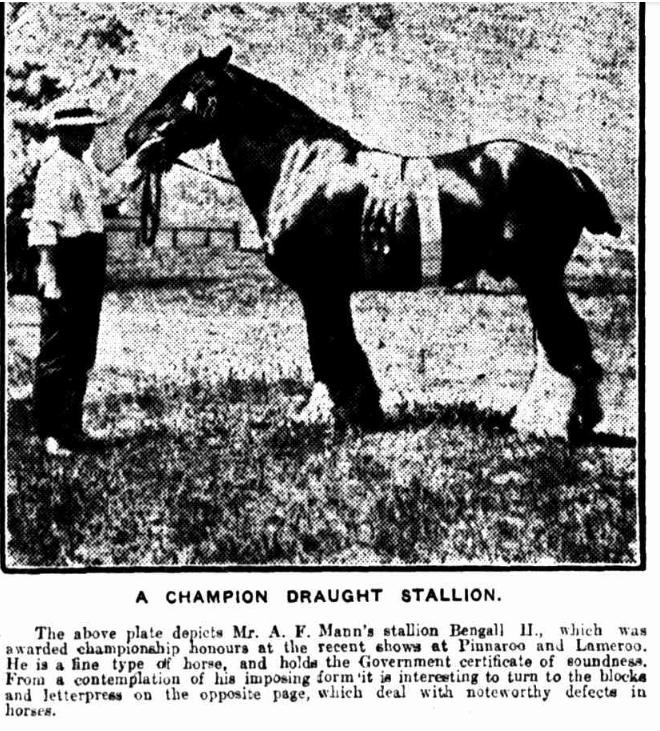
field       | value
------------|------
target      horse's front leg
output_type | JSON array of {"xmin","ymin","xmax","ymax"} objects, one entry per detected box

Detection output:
[{"xmin": 295, "ymin": 287, "xmax": 382, "ymax": 427}]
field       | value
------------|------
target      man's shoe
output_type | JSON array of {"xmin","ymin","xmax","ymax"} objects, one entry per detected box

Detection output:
[{"xmin": 43, "ymin": 436, "xmax": 73, "ymax": 458}]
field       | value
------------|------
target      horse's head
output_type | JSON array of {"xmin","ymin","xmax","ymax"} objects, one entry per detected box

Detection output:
[{"xmin": 125, "ymin": 46, "xmax": 233, "ymax": 167}]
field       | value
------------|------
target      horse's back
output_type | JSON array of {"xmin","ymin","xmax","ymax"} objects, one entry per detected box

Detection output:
[{"xmin": 430, "ymin": 139, "xmax": 562, "ymax": 192}]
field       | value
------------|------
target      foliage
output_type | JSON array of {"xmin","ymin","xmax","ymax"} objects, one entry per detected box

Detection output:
[
  {"xmin": 81, "ymin": 14, "xmax": 135, "ymax": 53},
  {"xmin": 6, "ymin": 59, "xmax": 66, "ymax": 109},
  {"xmin": 5, "ymin": 4, "xmax": 638, "ymax": 227}
]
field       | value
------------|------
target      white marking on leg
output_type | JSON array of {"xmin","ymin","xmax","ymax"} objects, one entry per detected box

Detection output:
[
  {"xmin": 291, "ymin": 381, "xmax": 335, "ymax": 425},
  {"xmin": 511, "ymin": 335, "xmax": 577, "ymax": 439},
  {"xmin": 379, "ymin": 388, "xmax": 407, "ymax": 420}
]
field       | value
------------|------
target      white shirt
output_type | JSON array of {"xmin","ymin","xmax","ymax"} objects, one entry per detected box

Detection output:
[{"xmin": 28, "ymin": 147, "xmax": 142, "ymax": 247}]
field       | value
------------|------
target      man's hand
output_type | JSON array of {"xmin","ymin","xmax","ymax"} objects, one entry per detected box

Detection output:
[{"xmin": 37, "ymin": 250, "xmax": 62, "ymax": 300}]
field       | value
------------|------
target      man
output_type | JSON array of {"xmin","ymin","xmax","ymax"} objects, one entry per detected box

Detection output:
[{"xmin": 28, "ymin": 105, "xmax": 157, "ymax": 456}]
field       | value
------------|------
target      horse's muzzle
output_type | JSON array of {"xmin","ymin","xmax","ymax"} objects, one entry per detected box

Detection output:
[
  {"xmin": 131, "ymin": 129, "xmax": 176, "ymax": 173},
  {"xmin": 125, "ymin": 118, "xmax": 170, "ymax": 155}
]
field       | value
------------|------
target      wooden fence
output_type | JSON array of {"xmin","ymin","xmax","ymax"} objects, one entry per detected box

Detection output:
[{"xmin": 105, "ymin": 216, "xmax": 264, "ymax": 285}]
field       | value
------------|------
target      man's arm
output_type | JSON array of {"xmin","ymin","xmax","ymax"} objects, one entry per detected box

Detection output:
[
  {"xmin": 28, "ymin": 165, "xmax": 64, "ymax": 299},
  {"xmin": 29, "ymin": 221, "xmax": 62, "ymax": 300},
  {"xmin": 94, "ymin": 155, "xmax": 143, "ymax": 205},
  {"xmin": 94, "ymin": 138, "xmax": 163, "ymax": 205}
]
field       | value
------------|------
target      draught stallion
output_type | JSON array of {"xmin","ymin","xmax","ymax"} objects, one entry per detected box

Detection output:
[{"xmin": 126, "ymin": 47, "xmax": 621, "ymax": 439}]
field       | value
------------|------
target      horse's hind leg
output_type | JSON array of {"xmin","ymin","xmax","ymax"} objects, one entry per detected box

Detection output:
[
  {"xmin": 296, "ymin": 287, "xmax": 382, "ymax": 427},
  {"xmin": 512, "ymin": 273, "xmax": 603, "ymax": 439}
]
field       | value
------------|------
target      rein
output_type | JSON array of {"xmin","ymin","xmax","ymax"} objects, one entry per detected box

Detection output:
[
  {"xmin": 172, "ymin": 158, "xmax": 237, "ymax": 186},
  {"xmin": 139, "ymin": 157, "xmax": 238, "ymax": 248}
]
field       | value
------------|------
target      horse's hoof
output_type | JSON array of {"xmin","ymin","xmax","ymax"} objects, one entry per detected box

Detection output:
[
  {"xmin": 346, "ymin": 407, "xmax": 384, "ymax": 431},
  {"xmin": 579, "ymin": 401, "xmax": 604, "ymax": 434},
  {"xmin": 290, "ymin": 382, "xmax": 335, "ymax": 426},
  {"xmin": 512, "ymin": 343, "xmax": 578, "ymax": 440},
  {"xmin": 379, "ymin": 389, "xmax": 407, "ymax": 420},
  {"xmin": 566, "ymin": 404, "xmax": 605, "ymax": 445},
  {"xmin": 339, "ymin": 390, "xmax": 385, "ymax": 430}
]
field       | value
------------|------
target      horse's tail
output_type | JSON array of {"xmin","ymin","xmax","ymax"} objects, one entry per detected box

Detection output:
[{"xmin": 570, "ymin": 166, "xmax": 622, "ymax": 237}]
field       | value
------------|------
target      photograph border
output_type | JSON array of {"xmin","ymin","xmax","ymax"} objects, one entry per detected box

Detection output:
[{"xmin": 1, "ymin": 3, "xmax": 646, "ymax": 575}]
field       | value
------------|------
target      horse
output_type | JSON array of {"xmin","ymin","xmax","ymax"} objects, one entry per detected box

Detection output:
[{"xmin": 126, "ymin": 46, "xmax": 621, "ymax": 439}]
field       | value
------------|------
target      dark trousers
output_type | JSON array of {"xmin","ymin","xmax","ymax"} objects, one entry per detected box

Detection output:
[{"xmin": 33, "ymin": 233, "xmax": 107, "ymax": 442}]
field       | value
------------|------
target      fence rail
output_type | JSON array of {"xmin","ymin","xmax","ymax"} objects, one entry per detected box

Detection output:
[
  {"xmin": 106, "ymin": 217, "xmax": 245, "ymax": 251},
  {"xmin": 105, "ymin": 217, "xmax": 267, "ymax": 285}
]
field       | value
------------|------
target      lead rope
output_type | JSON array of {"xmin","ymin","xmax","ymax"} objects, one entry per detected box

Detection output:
[
  {"xmin": 139, "ymin": 158, "xmax": 236, "ymax": 251},
  {"xmin": 140, "ymin": 169, "xmax": 162, "ymax": 249}
]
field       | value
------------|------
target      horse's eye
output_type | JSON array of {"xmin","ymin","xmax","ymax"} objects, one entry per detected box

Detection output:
[{"xmin": 181, "ymin": 91, "xmax": 196, "ymax": 112}]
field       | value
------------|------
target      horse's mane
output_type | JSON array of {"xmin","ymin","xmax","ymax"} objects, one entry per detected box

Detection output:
[{"xmin": 227, "ymin": 64, "xmax": 356, "ymax": 146}]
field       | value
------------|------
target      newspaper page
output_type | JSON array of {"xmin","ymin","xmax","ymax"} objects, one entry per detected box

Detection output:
[{"xmin": 2, "ymin": 2, "xmax": 655, "ymax": 729}]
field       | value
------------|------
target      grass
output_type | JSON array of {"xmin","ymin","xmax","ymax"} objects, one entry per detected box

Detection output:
[
  {"xmin": 6, "ymin": 370, "xmax": 638, "ymax": 568},
  {"xmin": 6, "ymin": 283, "xmax": 638, "ymax": 568}
]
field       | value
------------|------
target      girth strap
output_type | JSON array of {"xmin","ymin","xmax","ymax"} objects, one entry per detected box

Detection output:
[
  {"xmin": 356, "ymin": 151, "xmax": 442, "ymax": 288},
  {"xmin": 404, "ymin": 157, "xmax": 443, "ymax": 282}
]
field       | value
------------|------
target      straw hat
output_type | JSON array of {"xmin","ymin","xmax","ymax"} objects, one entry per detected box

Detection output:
[{"xmin": 50, "ymin": 105, "xmax": 107, "ymax": 129}]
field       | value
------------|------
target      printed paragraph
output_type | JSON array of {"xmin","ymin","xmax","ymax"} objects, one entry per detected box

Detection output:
[{"xmin": 3, "ymin": 619, "xmax": 648, "ymax": 717}]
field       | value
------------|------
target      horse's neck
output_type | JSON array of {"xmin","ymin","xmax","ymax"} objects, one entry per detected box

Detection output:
[
  {"xmin": 218, "ymin": 127, "xmax": 296, "ymax": 234},
  {"xmin": 216, "ymin": 73, "xmax": 353, "ymax": 234}
]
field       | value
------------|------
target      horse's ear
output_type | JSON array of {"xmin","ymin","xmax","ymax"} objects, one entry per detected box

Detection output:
[
  {"xmin": 198, "ymin": 48, "xmax": 204, "ymax": 59},
  {"xmin": 216, "ymin": 46, "xmax": 232, "ymax": 67}
]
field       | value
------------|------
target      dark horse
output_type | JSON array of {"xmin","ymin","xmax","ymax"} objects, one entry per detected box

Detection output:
[{"xmin": 126, "ymin": 47, "xmax": 621, "ymax": 438}]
